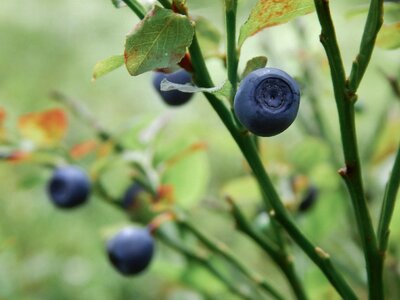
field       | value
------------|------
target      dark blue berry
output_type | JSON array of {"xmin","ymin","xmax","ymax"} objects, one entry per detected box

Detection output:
[
  {"xmin": 234, "ymin": 68, "xmax": 300, "ymax": 137},
  {"xmin": 299, "ymin": 185, "xmax": 319, "ymax": 212},
  {"xmin": 47, "ymin": 166, "xmax": 91, "ymax": 208},
  {"xmin": 122, "ymin": 182, "xmax": 145, "ymax": 210},
  {"xmin": 152, "ymin": 69, "xmax": 194, "ymax": 106},
  {"xmin": 107, "ymin": 227, "xmax": 155, "ymax": 276}
]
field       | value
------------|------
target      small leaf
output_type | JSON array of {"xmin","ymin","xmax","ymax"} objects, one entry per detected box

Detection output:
[
  {"xmin": 111, "ymin": 0, "xmax": 126, "ymax": 8},
  {"xmin": 241, "ymin": 56, "xmax": 268, "ymax": 79},
  {"xmin": 0, "ymin": 107, "xmax": 6, "ymax": 141},
  {"xmin": 124, "ymin": 6, "xmax": 195, "ymax": 76},
  {"xmin": 376, "ymin": 22, "xmax": 400, "ymax": 50},
  {"xmin": 18, "ymin": 109, "xmax": 68, "ymax": 147},
  {"xmin": 194, "ymin": 16, "xmax": 222, "ymax": 58},
  {"xmin": 238, "ymin": 0, "xmax": 315, "ymax": 47},
  {"xmin": 221, "ymin": 176, "xmax": 261, "ymax": 205},
  {"xmin": 70, "ymin": 140, "xmax": 98, "ymax": 159},
  {"xmin": 92, "ymin": 55, "xmax": 124, "ymax": 81},
  {"xmin": 160, "ymin": 137, "xmax": 209, "ymax": 208}
]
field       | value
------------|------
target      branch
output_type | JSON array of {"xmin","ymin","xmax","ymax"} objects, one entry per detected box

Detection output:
[
  {"xmin": 155, "ymin": 228, "xmax": 255, "ymax": 300},
  {"xmin": 377, "ymin": 145, "xmax": 400, "ymax": 252},
  {"xmin": 313, "ymin": 1, "xmax": 382, "ymax": 299},
  {"xmin": 348, "ymin": 0, "xmax": 384, "ymax": 93},
  {"xmin": 176, "ymin": 215, "xmax": 285, "ymax": 300},
  {"xmin": 50, "ymin": 91, "xmax": 124, "ymax": 153}
]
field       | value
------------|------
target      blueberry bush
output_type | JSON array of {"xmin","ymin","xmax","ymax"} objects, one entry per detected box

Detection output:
[{"xmin": 0, "ymin": 0, "xmax": 399, "ymax": 299}]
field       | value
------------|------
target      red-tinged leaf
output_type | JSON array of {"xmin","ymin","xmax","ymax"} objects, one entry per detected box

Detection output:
[
  {"xmin": 238, "ymin": 0, "xmax": 315, "ymax": 47},
  {"xmin": 376, "ymin": 22, "xmax": 400, "ymax": 50},
  {"xmin": 157, "ymin": 184, "xmax": 175, "ymax": 203},
  {"xmin": 18, "ymin": 109, "xmax": 68, "ymax": 146},
  {"xmin": 164, "ymin": 141, "xmax": 208, "ymax": 168},
  {"xmin": 124, "ymin": 6, "xmax": 194, "ymax": 76},
  {"xmin": 0, "ymin": 107, "xmax": 6, "ymax": 141},
  {"xmin": 70, "ymin": 140, "xmax": 98, "ymax": 159},
  {"xmin": 7, "ymin": 151, "xmax": 31, "ymax": 163}
]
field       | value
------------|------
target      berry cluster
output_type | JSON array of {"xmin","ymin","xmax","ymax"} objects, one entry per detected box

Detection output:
[{"xmin": 47, "ymin": 166, "xmax": 155, "ymax": 276}]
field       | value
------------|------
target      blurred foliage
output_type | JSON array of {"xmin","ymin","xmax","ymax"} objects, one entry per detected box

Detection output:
[{"xmin": 0, "ymin": 0, "xmax": 399, "ymax": 299}]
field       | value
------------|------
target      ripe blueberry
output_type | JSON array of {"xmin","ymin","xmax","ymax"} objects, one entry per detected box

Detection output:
[
  {"xmin": 107, "ymin": 227, "xmax": 155, "ymax": 276},
  {"xmin": 234, "ymin": 68, "xmax": 300, "ymax": 137},
  {"xmin": 152, "ymin": 69, "xmax": 194, "ymax": 106},
  {"xmin": 298, "ymin": 185, "xmax": 319, "ymax": 212},
  {"xmin": 47, "ymin": 165, "xmax": 91, "ymax": 208},
  {"xmin": 122, "ymin": 182, "xmax": 145, "ymax": 210}
]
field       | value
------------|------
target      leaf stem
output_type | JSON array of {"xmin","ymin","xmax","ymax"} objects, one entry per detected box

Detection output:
[
  {"xmin": 121, "ymin": 0, "xmax": 147, "ymax": 19},
  {"xmin": 313, "ymin": 1, "xmax": 383, "ymax": 299}
]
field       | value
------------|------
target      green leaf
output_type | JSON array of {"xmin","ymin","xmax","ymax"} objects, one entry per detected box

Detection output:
[
  {"xmin": 346, "ymin": 3, "xmax": 400, "ymax": 22},
  {"xmin": 241, "ymin": 56, "xmax": 268, "ymax": 79},
  {"xmin": 238, "ymin": 0, "xmax": 315, "ymax": 47},
  {"xmin": 125, "ymin": 6, "xmax": 195, "ymax": 76},
  {"xmin": 194, "ymin": 16, "xmax": 222, "ymax": 58},
  {"xmin": 220, "ymin": 175, "xmax": 261, "ymax": 205},
  {"xmin": 160, "ymin": 137, "xmax": 209, "ymax": 208},
  {"xmin": 92, "ymin": 55, "xmax": 124, "ymax": 81},
  {"xmin": 376, "ymin": 22, "xmax": 400, "ymax": 50}
]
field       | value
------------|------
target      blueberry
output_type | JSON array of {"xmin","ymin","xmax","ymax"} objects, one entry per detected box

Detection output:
[
  {"xmin": 234, "ymin": 68, "xmax": 300, "ymax": 137},
  {"xmin": 107, "ymin": 227, "xmax": 155, "ymax": 276},
  {"xmin": 152, "ymin": 69, "xmax": 194, "ymax": 106},
  {"xmin": 122, "ymin": 182, "xmax": 145, "ymax": 210},
  {"xmin": 298, "ymin": 185, "xmax": 319, "ymax": 212},
  {"xmin": 47, "ymin": 166, "xmax": 91, "ymax": 208}
]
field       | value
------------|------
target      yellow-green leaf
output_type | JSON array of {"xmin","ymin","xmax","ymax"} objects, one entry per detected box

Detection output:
[
  {"xmin": 376, "ymin": 22, "xmax": 400, "ymax": 50},
  {"xmin": 238, "ymin": 0, "xmax": 315, "ymax": 47},
  {"xmin": 241, "ymin": 56, "xmax": 268, "ymax": 79},
  {"xmin": 92, "ymin": 55, "xmax": 124, "ymax": 81},
  {"xmin": 125, "ymin": 6, "xmax": 194, "ymax": 76}
]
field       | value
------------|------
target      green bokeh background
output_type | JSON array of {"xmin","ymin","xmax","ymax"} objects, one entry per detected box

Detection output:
[{"xmin": 0, "ymin": 0, "xmax": 399, "ymax": 299}]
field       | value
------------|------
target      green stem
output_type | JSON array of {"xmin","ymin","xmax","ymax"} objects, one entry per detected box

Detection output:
[
  {"xmin": 121, "ymin": 0, "xmax": 147, "ymax": 19},
  {"xmin": 224, "ymin": 0, "xmax": 239, "ymax": 104},
  {"xmin": 177, "ymin": 217, "xmax": 285, "ymax": 300},
  {"xmin": 227, "ymin": 197, "xmax": 308, "ymax": 300},
  {"xmin": 313, "ymin": 1, "xmax": 382, "ymax": 299},
  {"xmin": 348, "ymin": 0, "xmax": 384, "ymax": 93},
  {"xmin": 378, "ymin": 146, "xmax": 400, "ymax": 253},
  {"xmin": 156, "ymin": 228, "xmax": 255, "ymax": 300}
]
